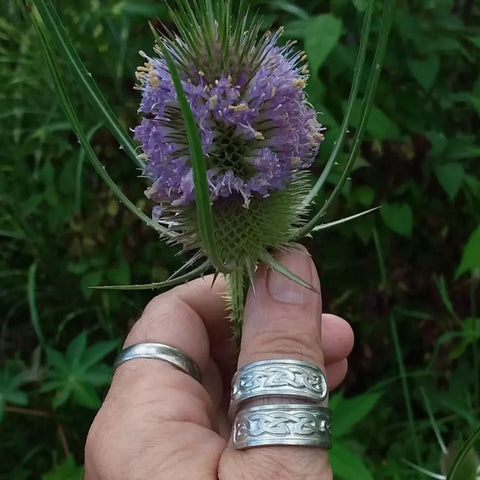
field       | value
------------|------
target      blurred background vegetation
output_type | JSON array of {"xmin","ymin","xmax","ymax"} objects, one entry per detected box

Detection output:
[{"xmin": 1, "ymin": 0, "xmax": 479, "ymax": 478}]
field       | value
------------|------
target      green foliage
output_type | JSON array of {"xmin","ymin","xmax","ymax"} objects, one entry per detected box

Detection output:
[
  {"xmin": 41, "ymin": 332, "xmax": 118, "ymax": 409},
  {"xmin": 1, "ymin": 0, "xmax": 479, "ymax": 478}
]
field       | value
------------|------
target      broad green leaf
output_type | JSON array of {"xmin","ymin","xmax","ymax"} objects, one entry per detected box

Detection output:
[
  {"xmin": 330, "ymin": 441, "xmax": 374, "ymax": 480},
  {"xmin": 381, "ymin": 203, "xmax": 413, "ymax": 237},
  {"xmin": 435, "ymin": 163, "xmax": 465, "ymax": 200},
  {"xmin": 333, "ymin": 391, "xmax": 383, "ymax": 437},
  {"xmin": 365, "ymin": 107, "xmax": 401, "ymax": 140},
  {"xmin": 407, "ymin": 55, "xmax": 440, "ymax": 91},
  {"xmin": 456, "ymin": 225, "xmax": 480, "ymax": 277},
  {"xmin": 304, "ymin": 14, "xmax": 343, "ymax": 74}
]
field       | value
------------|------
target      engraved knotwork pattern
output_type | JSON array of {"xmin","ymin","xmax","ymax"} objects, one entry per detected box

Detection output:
[
  {"xmin": 232, "ymin": 362, "xmax": 327, "ymax": 401},
  {"xmin": 234, "ymin": 407, "xmax": 332, "ymax": 443}
]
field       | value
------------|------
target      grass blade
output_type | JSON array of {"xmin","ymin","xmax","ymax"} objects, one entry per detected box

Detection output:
[
  {"xmin": 29, "ymin": 0, "xmax": 144, "ymax": 169},
  {"xmin": 30, "ymin": 9, "xmax": 170, "ymax": 237},
  {"xmin": 27, "ymin": 263, "xmax": 45, "ymax": 347},
  {"xmin": 302, "ymin": 0, "xmax": 375, "ymax": 207},
  {"xmin": 296, "ymin": 0, "xmax": 396, "ymax": 238},
  {"xmin": 92, "ymin": 260, "xmax": 210, "ymax": 290},
  {"xmin": 157, "ymin": 41, "xmax": 228, "ymax": 273}
]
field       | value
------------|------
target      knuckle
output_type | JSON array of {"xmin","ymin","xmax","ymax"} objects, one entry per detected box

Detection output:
[{"xmin": 248, "ymin": 327, "xmax": 323, "ymax": 365}]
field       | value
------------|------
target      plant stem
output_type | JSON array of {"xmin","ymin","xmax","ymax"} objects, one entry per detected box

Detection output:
[
  {"xmin": 228, "ymin": 267, "xmax": 248, "ymax": 340},
  {"xmin": 390, "ymin": 314, "xmax": 422, "ymax": 466}
]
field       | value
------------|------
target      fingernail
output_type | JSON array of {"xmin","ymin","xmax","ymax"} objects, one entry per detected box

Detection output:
[{"xmin": 267, "ymin": 245, "xmax": 313, "ymax": 304}]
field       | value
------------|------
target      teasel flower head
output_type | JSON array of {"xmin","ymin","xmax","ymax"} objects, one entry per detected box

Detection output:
[{"xmin": 134, "ymin": 0, "xmax": 325, "ymax": 333}]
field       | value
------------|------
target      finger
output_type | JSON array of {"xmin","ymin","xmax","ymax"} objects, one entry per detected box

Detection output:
[
  {"xmin": 325, "ymin": 359, "xmax": 349, "ymax": 390},
  {"xmin": 321, "ymin": 314, "xmax": 354, "ymax": 366},
  {"xmin": 220, "ymin": 245, "xmax": 333, "ymax": 480},
  {"xmin": 85, "ymin": 277, "xmax": 229, "ymax": 480}
]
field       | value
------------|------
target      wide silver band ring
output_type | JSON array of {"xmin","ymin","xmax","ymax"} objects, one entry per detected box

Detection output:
[
  {"xmin": 229, "ymin": 359, "xmax": 328, "ymax": 418},
  {"xmin": 113, "ymin": 343, "xmax": 201, "ymax": 382},
  {"xmin": 233, "ymin": 404, "xmax": 332, "ymax": 450}
]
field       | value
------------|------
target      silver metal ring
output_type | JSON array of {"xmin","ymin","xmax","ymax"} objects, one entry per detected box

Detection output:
[
  {"xmin": 233, "ymin": 403, "xmax": 332, "ymax": 450},
  {"xmin": 113, "ymin": 343, "xmax": 201, "ymax": 382},
  {"xmin": 229, "ymin": 359, "xmax": 328, "ymax": 418}
]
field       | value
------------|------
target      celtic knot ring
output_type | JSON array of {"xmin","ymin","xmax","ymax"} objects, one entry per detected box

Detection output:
[
  {"xmin": 229, "ymin": 359, "xmax": 328, "ymax": 418},
  {"xmin": 233, "ymin": 404, "xmax": 333, "ymax": 449}
]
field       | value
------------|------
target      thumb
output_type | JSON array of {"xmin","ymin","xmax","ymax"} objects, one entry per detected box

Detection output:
[
  {"xmin": 238, "ymin": 244, "xmax": 323, "ymax": 367},
  {"xmin": 219, "ymin": 245, "xmax": 332, "ymax": 480}
]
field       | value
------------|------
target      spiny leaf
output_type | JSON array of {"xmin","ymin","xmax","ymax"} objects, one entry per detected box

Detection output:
[
  {"xmin": 312, "ymin": 207, "xmax": 381, "ymax": 232},
  {"xmin": 157, "ymin": 39, "xmax": 229, "ymax": 273},
  {"xmin": 261, "ymin": 251, "xmax": 319, "ymax": 294},
  {"xmin": 91, "ymin": 260, "xmax": 210, "ymax": 290}
]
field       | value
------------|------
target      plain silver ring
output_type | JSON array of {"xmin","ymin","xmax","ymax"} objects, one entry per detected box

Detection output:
[
  {"xmin": 233, "ymin": 403, "xmax": 332, "ymax": 450},
  {"xmin": 113, "ymin": 343, "xmax": 201, "ymax": 382},
  {"xmin": 229, "ymin": 359, "xmax": 328, "ymax": 418}
]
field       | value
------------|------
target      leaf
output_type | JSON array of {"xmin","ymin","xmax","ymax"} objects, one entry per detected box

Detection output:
[
  {"xmin": 42, "ymin": 456, "xmax": 83, "ymax": 480},
  {"xmin": 381, "ymin": 203, "xmax": 413, "ymax": 237},
  {"xmin": 456, "ymin": 225, "xmax": 480, "ymax": 277},
  {"xmin": 158, "ymin": 42, "xmax": 226, "ymax": 273},
  {"xmin": 407, "ymin": 55, "xmax": 440, "ymax": 91},
  {"xmin": 330, "ymin": 441, "xmax": 375, "ymax": 480},
  {"xmin": 435, "ymin": 163, "xmax": 465, "ymax": 200},
  {"xmin": 366, "ymin": 107, "xmax": 401, "ymax": 140},
  {"xmin": 66, "ymin": 332, "xmax": 88, "ymax": 368},
  {"xmin": 82, "ymin": 341, "xmax": 118, "ymax": 370},
  {"xmin": 333, "ymin": 391, "xmax": 383, "ymax": 437},
  {"xmin": 304, "ymin": 14, "xmax": 343, "ymax": 74},
  {"xmin": 81, "ymin": 270, "xmax": 103, "ymax": 299}
]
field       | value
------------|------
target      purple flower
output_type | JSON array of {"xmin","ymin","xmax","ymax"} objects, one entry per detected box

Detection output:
[{"xmin": 134, "ymin": 31, "xmax": 325, "ymax": 213}]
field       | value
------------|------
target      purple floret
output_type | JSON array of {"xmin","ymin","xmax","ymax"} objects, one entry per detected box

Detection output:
[{"xmin": 135, "ymin": 39, "xmax": 324, "ymax": 211}]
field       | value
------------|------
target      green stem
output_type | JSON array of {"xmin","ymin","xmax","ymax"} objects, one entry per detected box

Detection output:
[
  {"xmin": 389, "ymin": 314, "xmax": 422, "ymax": 466},
  {"xmin": 228, "ymin": 268, "xmax": 248, "ymax": 340}
]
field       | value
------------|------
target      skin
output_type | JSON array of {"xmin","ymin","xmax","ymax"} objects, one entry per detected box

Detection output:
[{"xmin": 85, "ymin": 246, "xmax": 354, "ymax": 480}]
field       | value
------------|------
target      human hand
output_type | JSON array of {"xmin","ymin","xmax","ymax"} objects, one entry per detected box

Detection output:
[{"xmin": 85, "ymin": 246, "xmax": 354, "ymax": 479}]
